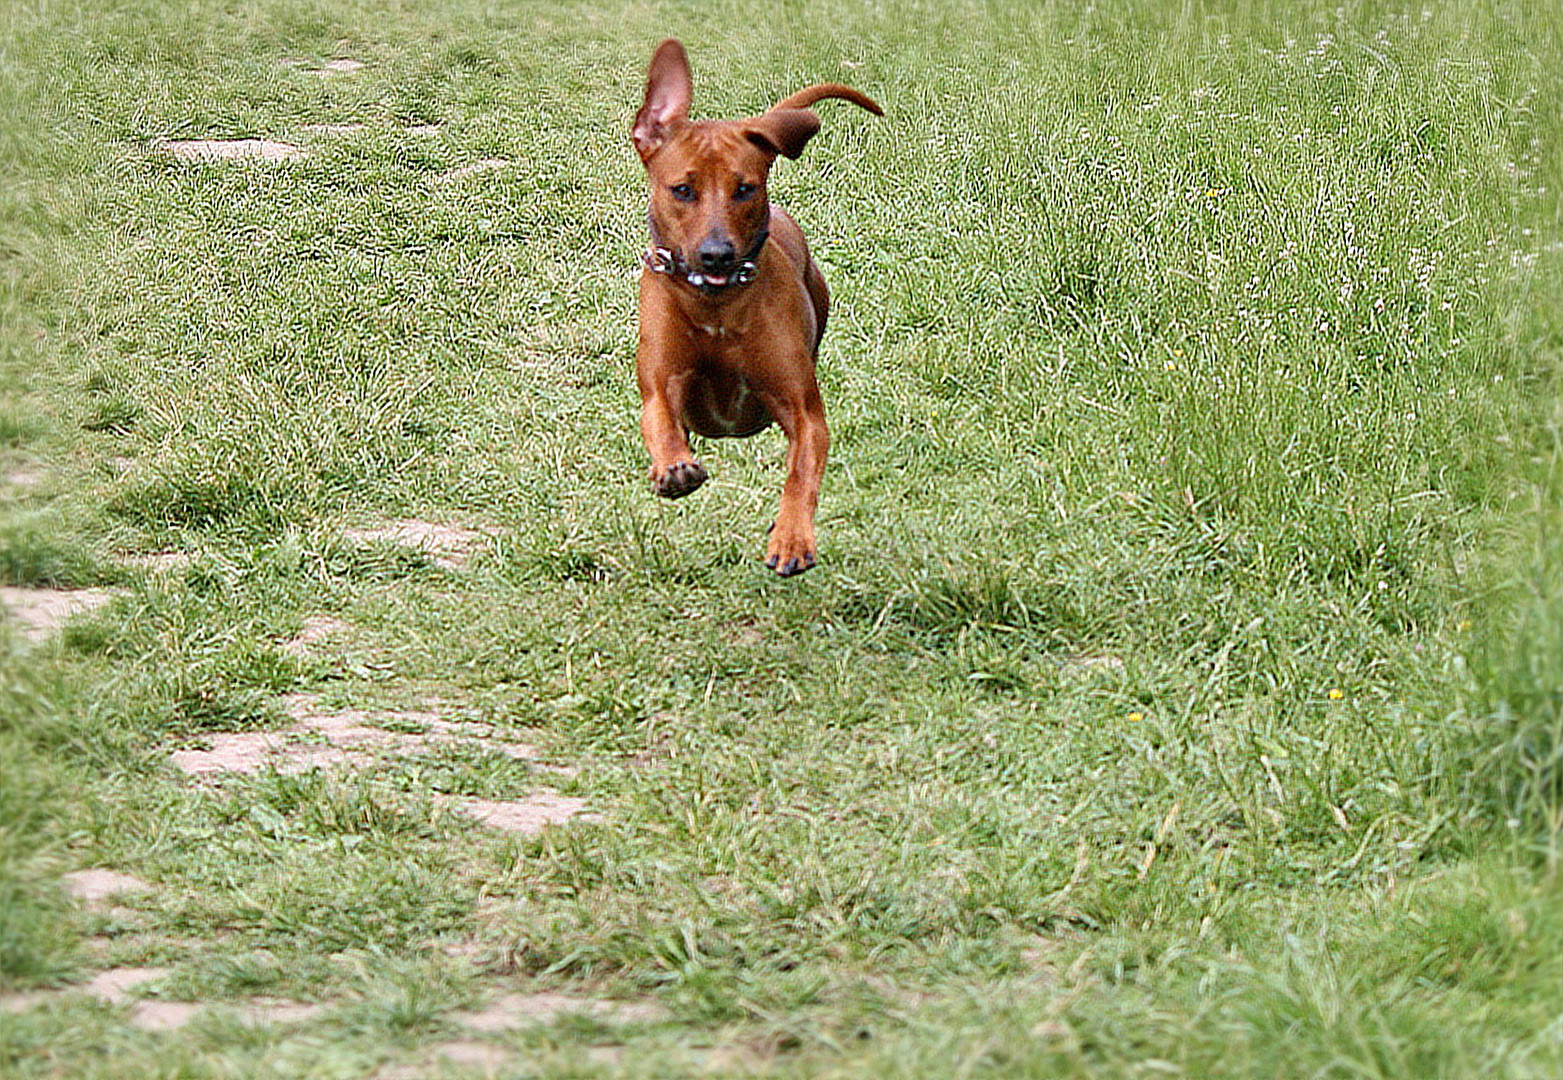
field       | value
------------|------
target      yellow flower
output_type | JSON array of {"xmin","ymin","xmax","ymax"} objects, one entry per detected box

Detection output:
[
  {"xmin": 1128, "ymin": 711, "xmax": 1144, "ymax": 722},
  {"xmin": 1327, "ymin": 688, "xmax": 1344, "ymax": 701}
]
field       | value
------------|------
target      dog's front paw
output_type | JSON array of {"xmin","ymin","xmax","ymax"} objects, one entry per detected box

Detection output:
[
  {"xmin": 764, "ymin": 526, "xmax": 817, "ymax": 577},
  {"xmin": 651, "ymin": 460, "xmax": 707, "ymax": 499}
]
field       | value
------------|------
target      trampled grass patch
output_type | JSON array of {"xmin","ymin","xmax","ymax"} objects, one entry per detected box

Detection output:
[{"xmin": 3, "ymin": 0, "xmax": 1562, "ymax": 1076}]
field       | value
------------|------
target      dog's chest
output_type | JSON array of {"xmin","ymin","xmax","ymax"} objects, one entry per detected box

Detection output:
[{"xmin": 682, "ymin": 352, "xmax": 771, "ymax": 438}]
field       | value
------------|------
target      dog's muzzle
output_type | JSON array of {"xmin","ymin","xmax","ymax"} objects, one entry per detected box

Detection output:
[
  {"xmin": 642, "ymin": 224, "xmax": 769, "ymax": 293},
  {"xmin": 643, "ymin": 246, "xmax": 759, "ymax": 291}
]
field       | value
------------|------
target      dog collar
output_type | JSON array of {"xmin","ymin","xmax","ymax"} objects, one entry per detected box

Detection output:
[{"xmin": 643, "ymin": 224, "xmax": 769, "ymax": 293}]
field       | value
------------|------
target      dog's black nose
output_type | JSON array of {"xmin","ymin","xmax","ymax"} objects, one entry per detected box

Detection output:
[{"xmin": 696, "ymin": 237, "xmax": 736, "ymax": 273}]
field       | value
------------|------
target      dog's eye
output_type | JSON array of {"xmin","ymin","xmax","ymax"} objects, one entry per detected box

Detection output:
[
  {"xmin": 733, "ymin": 182, "xmax": 757, "ymax": 201},
  {"xmin": 670, "ymin": 183, "xmax": 696, "ymax": 202}
]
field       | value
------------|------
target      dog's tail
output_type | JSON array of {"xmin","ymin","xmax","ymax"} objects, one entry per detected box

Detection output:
[{"xmin": 770, "ymin": 83, "xmax": 883, "ymax": 116}]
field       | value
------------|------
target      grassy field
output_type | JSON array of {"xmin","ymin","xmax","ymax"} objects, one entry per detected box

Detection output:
[{"xmin": 3, "ymin": 0, "xmax": 1562, "ymax": 1076}]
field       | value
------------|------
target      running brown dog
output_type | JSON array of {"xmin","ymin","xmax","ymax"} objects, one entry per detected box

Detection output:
[{"xmin": 631, "ymin": 38, "xmax": 881, "ymax": 576}]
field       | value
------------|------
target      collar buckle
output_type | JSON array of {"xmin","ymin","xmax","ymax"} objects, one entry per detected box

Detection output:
[
  {"xmin": 643, "ymin": 247, "xmax": 677, "ymax": 275},
  {"xmin": 641, "ymin": 230, "xmax": 767, "ymax": 290}
]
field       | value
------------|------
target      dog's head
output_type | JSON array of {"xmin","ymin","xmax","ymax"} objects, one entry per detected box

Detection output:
[{"xmin": 632, "ymin": 39, "xmax": 826, "ymax": 290}]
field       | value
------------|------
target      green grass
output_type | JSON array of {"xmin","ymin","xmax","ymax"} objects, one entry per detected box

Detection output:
[{"xmin": 3, "ymin": 0, "xmax": 1562, "ymax": 1076}]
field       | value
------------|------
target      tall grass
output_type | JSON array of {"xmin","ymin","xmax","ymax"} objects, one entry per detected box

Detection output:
[
  {"xmin": 2, "ymin": 0, "xmax": 1562, "ymax": 1075},
  {"xmin": 1451, "ymin": 8, "xmax": 1563, "ymax": 853},
  {"xmin": 0, "ymin": 653, "xmax": 81, "ymax": 989}
]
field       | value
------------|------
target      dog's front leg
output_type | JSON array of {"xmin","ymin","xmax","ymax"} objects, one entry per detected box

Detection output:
[
  {"xmin": 637, "ymin": 358, "xmax": 707, "ymax": 499},
  {"xmin": 759, "ymin": 381, "xmax": 829, "ymax": 576}
]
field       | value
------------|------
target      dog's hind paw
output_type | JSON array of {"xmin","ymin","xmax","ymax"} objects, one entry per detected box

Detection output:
[{"xmin": 651, "ymin": 460, "xmax": 707, "ymax": 499}]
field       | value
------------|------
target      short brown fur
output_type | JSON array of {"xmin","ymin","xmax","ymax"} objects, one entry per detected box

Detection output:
[{"xmin": 631, "ymin": 38, "xmax": 882, "ymax": 576}]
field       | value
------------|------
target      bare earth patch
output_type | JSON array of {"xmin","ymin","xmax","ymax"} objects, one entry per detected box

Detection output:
[
  {"xmin": 373, "ymin": 997, "xmax": 662, "ymax": 1079},
  {"xmin": 128, "ymin": 998, "xmax": 323, "ymax": 1032},
  {"xmin": 170, "ymin": 693, "xmax": 537, "ymax": 777},
  {"xmin": 318, "ymin": 58, "xmax": 365, "ymax": 73},
  {"xmin": 278, "ymin": 614, "xmax": 353, "ymax": 658},
  {"xmin": 2, "ymin": 465, "xmax": 42, "ymax": 488},
  {"xmin": 1, "ymin": 586, "xmax": 117, "ymax": 641},
  {"xmin": 1, "ymin": 968, "xmax": 163, "ymax": 1016},
  {"xmin": 434, "ymin": 158, "xmax": 510, "ymax": 184},
  {"xmin": 453, "ymin": 991, "xmax": 667, "ymax": 1032},
  {"xmin": 169, "ymin": 729, "xmax": 370, "ymax": 775},
  {"xmin": 171, "ymin": 697, "xmax": 594, "ymax": 834},
  {"xmin": 434, "ymin": 1040, "xmax": 510, "ymax": 1070},
  {"xmin": 63, "ymin": 869, "xmax": 151, "ymax": 905},
  {"xmin": 158, "ymin": 138, "xmax": 304, "ymax": 162},
  {"xmin": 343, "ymin": 518, "xmax": 489, "ymax": 569},
  {"xmin": 83, "ymin": 967, "xmax": 168, "ymax": 1002},
  {"xmin": 444, "ymin": 794, "xmax": 595, "ymax": 836},
  {"xmin": 375, "ymin": 1041, "xmax": 511, "ymax": 1080},
  {"xmin": 3, "ymin": 968, "xmax": 321, "ymax": 1031}
]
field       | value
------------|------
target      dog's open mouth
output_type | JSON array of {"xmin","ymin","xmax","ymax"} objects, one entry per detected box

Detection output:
[
  {"xmin": 689, "ymin": 261, "xmax": 760, "ymax": 290},
  {"xmin": 646, "ymin": 246, "xmax": 758, "ymax": 292}
]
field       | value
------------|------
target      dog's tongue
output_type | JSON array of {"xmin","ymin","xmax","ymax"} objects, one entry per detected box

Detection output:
[{"xmin": 701, "ymin": 273, "xmax": 729, "ymax": 287}]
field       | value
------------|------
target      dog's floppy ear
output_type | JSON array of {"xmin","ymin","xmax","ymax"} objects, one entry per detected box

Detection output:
[
  {"xmin": 633, "ymin": 39, "xmax": 693, "ymax": 162},
  {"xmin": 742, "ymin": 108, "xmax": 821, "ymax": 160}
]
